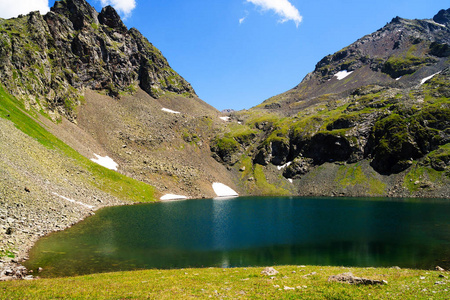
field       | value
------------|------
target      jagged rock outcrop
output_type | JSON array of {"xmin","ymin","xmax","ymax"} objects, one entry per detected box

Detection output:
[
  {"xmin": 433, "ymin": 8, "xmax": 450, "ymax": 26},
  {"xmin": 0, "ymin": 0, "xmax": 196, "ymax": 120}
]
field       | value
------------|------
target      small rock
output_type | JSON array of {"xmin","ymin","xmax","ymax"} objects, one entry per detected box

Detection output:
[
  {"xmin": 304, "ymin": 272, "xmax": 317, "ymax": 277},
  {"xmin": 435, "ymin": 266, "xmax": 445, "ymax": 271},
  {"xmin": 261, "ymin": 267, "xmax": 279, "ymax": 276},
  {"xmin": 284, "ymin": 286, "xmax": 295, "ymax": 290}
]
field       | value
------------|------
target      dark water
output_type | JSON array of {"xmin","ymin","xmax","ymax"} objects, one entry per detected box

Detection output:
[{"xmin": 25, "ymin": 196, "xmax": 450, "ymax": 277}]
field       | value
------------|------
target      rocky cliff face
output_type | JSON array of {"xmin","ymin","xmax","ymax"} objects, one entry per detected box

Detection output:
[
  {"xmin": 212, "ymin": 9, "xmax": 450, "ymax": 198},
  {"xmin": 0, "ymin": 0, "xmax": 196, "ymax": 121}
]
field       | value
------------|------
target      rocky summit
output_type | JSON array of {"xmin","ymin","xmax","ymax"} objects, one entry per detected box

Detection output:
[
  {"xmin": 0, "ymin": 0, "xmax": 449, "ymax": 280},
  {"xmin": 0, "ymin": 0, "xmax": 195, "ymax": 121}
]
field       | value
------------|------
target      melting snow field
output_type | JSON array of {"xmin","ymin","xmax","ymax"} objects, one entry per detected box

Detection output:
[
  {"xmin": 160, "ymin": 194, "xmax": 188, "ymax": 201},
  {"xmin": 52, "ymin": 192, "xmax": 94, "ymax": 209},
  {"xmin": 161, "ymin": 108, "xmax": 180, "ymax": 114},
  {"xmin": 334, "ymin": 70, "xmax": 353, "ymax": 80},
  {"xmin": 277, "ymin": 162, "xmax": 292, "ymax": 170},
  {"xmin": 420, "ymin": 72, "xmax": 441, "ymax": 85},
  {"xmin": 212, "ymin": 182, "xmax": 239, "ymax": 197},
  {"xmin": 219, "ymin": 116, "xmax": 231, "ymax": 121},
  {"xmin": 90, "ymin": 154, "xmax": 118, "ymax": 171}
]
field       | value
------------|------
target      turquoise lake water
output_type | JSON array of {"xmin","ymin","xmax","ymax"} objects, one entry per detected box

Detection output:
[{"xmin": 24, "ymin": 196, "xmax": 450, "ymax": 277}]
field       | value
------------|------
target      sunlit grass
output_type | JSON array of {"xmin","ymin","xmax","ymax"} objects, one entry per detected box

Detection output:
[{"xmin": 0, "ymin": 265, "xmax": 447, "ymax": 299}]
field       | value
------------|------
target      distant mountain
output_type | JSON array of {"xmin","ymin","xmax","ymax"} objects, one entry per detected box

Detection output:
[
  {"xmin": 254, "ymin": 8, "xmax": 450, "ymax": 115},
  {"xmin": 212, "ymin": 9, "xmax": 450, "ymax": 198}
]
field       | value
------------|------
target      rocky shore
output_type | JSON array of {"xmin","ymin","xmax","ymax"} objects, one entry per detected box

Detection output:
[{"xmin": 0, "ymin": 118, "xmax": 125, "ymax": 281}]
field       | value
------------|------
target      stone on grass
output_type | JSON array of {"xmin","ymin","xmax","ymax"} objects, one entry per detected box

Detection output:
[
  {"xmin": 328, "ymin": 272, "xmax": 387, "ymax": 285},
  {"xmin": 435, "ymin": 266, "xmax": 445, "ymax": 271},
  {"xmin": 261, "ymin": 267, "xmax": 279, "ymax": 276}
]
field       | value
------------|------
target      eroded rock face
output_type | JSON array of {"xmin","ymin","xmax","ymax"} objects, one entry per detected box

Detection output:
[
  {"xmin": 0, "ymin": 0, "xmax": 196, "ymax": 120},
  {"xmin": 283, "ymin": 157, "xmax": 313, "ymax": 179}
]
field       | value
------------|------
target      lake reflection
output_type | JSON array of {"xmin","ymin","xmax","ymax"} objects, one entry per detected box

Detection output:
[{"xmin": 25, "ymin": 197, "xmax": 450, "ymax": 277}]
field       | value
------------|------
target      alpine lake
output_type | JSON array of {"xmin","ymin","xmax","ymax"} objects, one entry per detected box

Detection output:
[{"xmin": 24, "ymin": 196, "xmax": 450, "ymax": 278}]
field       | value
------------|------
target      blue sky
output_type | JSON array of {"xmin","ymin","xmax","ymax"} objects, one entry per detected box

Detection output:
[{"xmin": 1, "ymin": 1, "xmax": 449, "ymax": 110}]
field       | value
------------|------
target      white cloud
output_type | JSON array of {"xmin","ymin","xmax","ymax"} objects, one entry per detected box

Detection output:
[
  {"xmin": 239, "ymin": 10, "xmax": 249, "ymax": 24},
  {"xmin": 246, "ymin": 0, "xmax": 302, "ymax": 27},
  {"xmin": 0, "ymin": 0, "xmax": 50, "ymax": 19},
  {"xmin": 100, "ymin": 0, "xmax": 136, "ymax": 19}
]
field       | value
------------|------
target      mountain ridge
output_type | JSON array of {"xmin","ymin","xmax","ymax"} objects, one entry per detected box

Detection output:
[{"xmin": 215, "ymin": 9, "xmax": 449, "ymax": 196}]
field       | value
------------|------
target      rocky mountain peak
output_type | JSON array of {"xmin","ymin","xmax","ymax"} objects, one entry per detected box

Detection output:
[
  {"xmin": 0, "ymin": 0, "xmax": 197, "ymax": 121},
  {"xmin": 98, "ymin": 5, "xmax": 127, "ymax": 33},
  {"xmin": 255, "ymin": 9, "xmax": 450, "ymax": 116},
  {"xmin": 51, "ymin": 0, "xmax": 99, "ymax": 30},
  {"xmin": 433, "ymin": 8, "xmax": 450, "ymax": 26}
]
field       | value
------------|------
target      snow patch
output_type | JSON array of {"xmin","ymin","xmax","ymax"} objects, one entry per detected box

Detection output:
[
  {"xmin": 161, "ymin": 108, "xmax": 180, "ymax": 114},
  {"xmin": 420, "ymin": 72, "xmax": 441, "ymax": 85},
  {"xmin": 427, "ymin": 20, "xmax": 446, "ymax": 28},
  {"xmin": 395, "ymin": 76, "xmax": 402, "ymax": 81},
  {"xmin": 160, "ymin": 194, "xmax": 188, "ymax": 201},
  {"xmin": 53, "ymin": 192, "xmax": 94, "ymax": 209},
  {"xmin": 288, "ymin": 179, "xmax": 293, "ymax": 183},
  {"xmin": 334, "ymin": 70, "xmax": 353, "ymax": 80},
  {"xmin": 277, "ymin": 162, "xmax": 292, "ymax": 170},
  {"xmin": 91, "ymin": 154, "xmax": 118, "ymax": 171},
  {"xmin": 212, "ymin": 182, "xmax": 239, "ymax": 197},
  {"xmin": 219, "ymin": 116, "xmax": 231, "ymax": 122}
]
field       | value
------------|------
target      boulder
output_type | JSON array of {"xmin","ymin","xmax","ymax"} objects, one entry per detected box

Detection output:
[{"xmin": 328, "ymin": 272, "xmax": 387, "ymax": 285}]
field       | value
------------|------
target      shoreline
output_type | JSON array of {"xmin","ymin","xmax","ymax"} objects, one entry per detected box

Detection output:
[{"xmin": 0, "ymin": 193, "xmax": 126, "ymax": 281}]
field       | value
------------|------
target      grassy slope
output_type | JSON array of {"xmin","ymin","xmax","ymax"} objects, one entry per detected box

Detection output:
[
  {"xmin": 0, "ymin": 85, "xmax": 155, "ymax": 203},
  {"xmin": 1, "ymin": 266, "xmax": 448, "ymax": 299}
]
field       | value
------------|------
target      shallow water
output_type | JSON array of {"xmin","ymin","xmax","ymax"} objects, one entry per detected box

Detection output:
[{"xmin": 25, "ymin": 196, "xmax": 450, "ymax": 277}]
